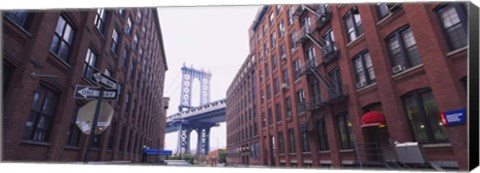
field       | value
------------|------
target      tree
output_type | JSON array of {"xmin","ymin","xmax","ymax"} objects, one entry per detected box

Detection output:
[{"xmin": 218, "ymin": 149, "xmax": 227, "ymax": 163}]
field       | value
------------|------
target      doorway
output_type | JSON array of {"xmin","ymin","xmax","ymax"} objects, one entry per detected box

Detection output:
[{"xmin": 364, "ymin": 126, "xmax": 395, "ymax": 162}]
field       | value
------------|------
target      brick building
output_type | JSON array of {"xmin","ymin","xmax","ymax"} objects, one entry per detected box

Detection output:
[
  {"xmin": 228, "ymin": 2, "xmax": 469, "ymax": 170},
  {"xmin": 2, "ymin": 8, "xmax": 168, "ymax": 162},
  {"xmin": 226, "ymin": 54, "xmax": 261, "ymax": 165}
]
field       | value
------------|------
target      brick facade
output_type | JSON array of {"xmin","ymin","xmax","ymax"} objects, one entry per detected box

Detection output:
[
  {"xmin": 227, "ymin": 3, "xmax": 469, "ymax": 170},
  {"xmin": 2, "ymin": 8, "xmax": 168, "ymax": 162}
]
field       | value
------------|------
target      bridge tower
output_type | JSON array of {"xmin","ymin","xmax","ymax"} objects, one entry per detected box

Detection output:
[
  {"xmin": 175, "ymin": 64, "xmax": 213, "ymax": 155},
  {"xmin": 179, "ymin": 63, "xmax": 211, "ymax": 112}
]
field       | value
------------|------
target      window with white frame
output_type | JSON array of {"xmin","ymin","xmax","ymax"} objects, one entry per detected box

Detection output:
[
  {"xmin": 436, "ymin": 3, "xmax": 468, "ymax": 51},
  {"xmin": 4, "ymin": 10, "xmax": 32, "ymax": 30},
  {"xmin": 353, "ymin": 51, "xmax": 375, "ymax": 88},
  {"xmin": 290, "ymin": 32, "xmax": 297, "ymax": 51},
  {"xmin": 49, "ymin": 16, "xmax": 75, "ymax": 61},
  {"xmin": 343, "ymin": 7, "xmax": 364, "ymax": 42},
  {"xmin": 322, "ymin": 29, "xmax": 337, "ymax": 58},
  {"xmin": 83, "ymin": 48, "xmax": 97, "ymax": 79},
  {"xmin": 279, "ymin": 20, "xmax": 285, "ymax": 37},
  {"xmin": 94, "ymin": 9, "xmax": 107, "ymax": 34},
  {"xmin": 111, "ymin": 29, "xmax": 120, "ymax": 53},
  {"xmin": 387, "ymin": 26, "xmax": 421, "ymax": 73}
]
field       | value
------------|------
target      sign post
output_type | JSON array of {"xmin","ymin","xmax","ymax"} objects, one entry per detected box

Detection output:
[
  {"xmin": 76, "ymin": 72, "xmax": 119, "ymax": 163},
  {"xmin": 83, "ymin": 88, "xmax": 104, "ymax": 163}
]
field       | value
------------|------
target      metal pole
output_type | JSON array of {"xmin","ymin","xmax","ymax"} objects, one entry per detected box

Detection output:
[{"xmin": 83, "ymin": 87, "xmax": 104, "ymax": 163}]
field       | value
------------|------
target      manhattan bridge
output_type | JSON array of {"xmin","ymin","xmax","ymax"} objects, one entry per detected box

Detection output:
[{"xmin": 165, "ymin": 64, "xmax": 226, "ymax": 155}]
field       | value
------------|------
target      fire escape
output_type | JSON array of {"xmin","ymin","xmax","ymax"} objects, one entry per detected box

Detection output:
[{"xmin": 294, "ymin": 4, "xmax": 347, "ymax": 133}]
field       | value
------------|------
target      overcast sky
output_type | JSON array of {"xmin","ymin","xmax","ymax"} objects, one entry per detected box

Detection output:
[{"xmin": 158, "ymin": 5, "xmax": 261, "ymax": 152}]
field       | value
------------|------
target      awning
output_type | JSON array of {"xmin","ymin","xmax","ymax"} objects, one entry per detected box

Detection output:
[{"xmin": 360, "ymin": 111, "xmax": 386, "ymax": 128}]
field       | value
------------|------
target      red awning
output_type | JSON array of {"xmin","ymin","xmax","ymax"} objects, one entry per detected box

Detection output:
[{"xmin": 360, "ymin": 111, "xmax": 386, "ymax": 128}]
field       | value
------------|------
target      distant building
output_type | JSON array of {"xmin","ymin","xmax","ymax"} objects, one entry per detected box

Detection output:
[
  {"xmin": 207, "ymin": 149, "xmax": 219, "ymax": 166},
  {"xmin": 226, "ymin": 54, "xmax": 259, "ymax": 165},
  {"xmin": 227, "ymin": 3, "xmax": 469, "ymax": 170},
  {"xmin": 2, "ymin": 8, "xmax": 168, "ymax": 162}
]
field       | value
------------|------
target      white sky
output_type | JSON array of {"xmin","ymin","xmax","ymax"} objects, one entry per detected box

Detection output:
[{"xmin": 158, "ymin": 5, "xmax": 261, "ymax": 152}]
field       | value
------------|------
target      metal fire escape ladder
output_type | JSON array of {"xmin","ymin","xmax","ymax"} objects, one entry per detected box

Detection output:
[{"xmin": 306, "ymin": 67, "xmax": 336, "ymax": 94}]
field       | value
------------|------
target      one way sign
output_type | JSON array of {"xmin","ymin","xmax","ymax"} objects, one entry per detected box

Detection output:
[{"xmin": 74, "ymin": 85, "xmax": 118, "ymax": 100}]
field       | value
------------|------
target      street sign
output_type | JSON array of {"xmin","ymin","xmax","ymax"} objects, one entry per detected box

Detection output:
[
  {"xmin": 74, "ymin": 85, "xmax": 118, "ymax": 100},
  {"xmin": 440, "ymin": 108, "xmax": 466, "ymax": 126},
  {"xmin": 92, "ymin": 72, "xmax": 118, "ymax": 89},
  {"xmin": 76, "ymin": 100, "xmax": 114, "ymax": 135}
]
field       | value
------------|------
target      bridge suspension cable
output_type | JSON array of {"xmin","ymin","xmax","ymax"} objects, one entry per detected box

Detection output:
[{"xmin": 165, "ymin": 70, "xmax": 181, "ymax": 94}]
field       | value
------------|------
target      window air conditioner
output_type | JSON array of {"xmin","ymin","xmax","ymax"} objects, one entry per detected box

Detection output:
[
  {"xmin": 281, "ymin": 55, "xmax": 287, "ymax": 61},
  {"xmin": 388, "ymin": 3, "xmax": 401, "ymax": 11},
  {"xmin": 356, "ymin": 81, "xmax": 366, "ymax": 88},
  {"xmin": 281, "ymin": 83, "xmax": 288, "ymax": 89},
  {"xmin": 392, "ymin": 65, "xmax": 406, "ymax": 73}
]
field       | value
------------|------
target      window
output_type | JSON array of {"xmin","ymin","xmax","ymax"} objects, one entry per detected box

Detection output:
[
  {"xmin": 263, "ymin": 24, "xmax": 267, "ymax": 36},
  {"xmin": 376, "ymin": 3, "xmax": 401, "ymax": 20},
  {"xmin": 107, "ymin": 122, "xmax": 116, "ymax": 150},
  {"xmin": 275, "ymin": 103, "xmax": 282, "ymax": 122},
  {"xmin": 353, "ymin": 51, "xmax": 375, "ymax": 87},
  {"xmin": 269, "ymin": 12, "xmax": 274, "ymax": 27},
  {"xmin": 288, "ymin": 6, "xmax": 294, "ymax": 25},
  {"xmin": 111, "ymin": 29, "xmax": 120, "ymax": 53},
  {"xmin": 268, "ymin": 108, "xmax": 273, "ymax": 125},
  {"xmin": 94, "ymin": 9, "xmax": 107, "ymax": 34},
  {"xmin": 125, "ymin": 93, "xmax": 130, "ymax": 112},
  {"xmin": 296, "ymin": 89, "xmax": 305, "ymax": 113},
  {"xmin": 278, "ymin": 132, "xmax": 285, "ymax": 153},
  {"xmin": 118, "ymin": 9, "xmax": 124, "ymax": 17},
  {"xmin": 126, "ymin": 17, "xmax": 132, "ymax": 35},
  {"xmin": 66, "ymin": 105, "xmax": 82, "ymax": 147},
  {"xmin": 279, "ymin": 20, "xmax": 285, "ymax": 37},
  {"xmin": 301, "ymin": 129, "xmax": 310, "ymax": 152},
  {"xmin": 265, "ymin": 63, "xmax": 270, "ymax": 78},
  {"xmin": 22, "ymin": 84, "xmax": 59, "ymax": 142},
  {"xmin": 132, "ymin": 34, "xmax": 138, "ymax": 49},
  {"xmin": 288, "ymin": 128, "xmax": 296, "ymax": 153},
  {"xmin": 337, "ymin": 113, "xmax": 354, "ymax": 149},
  {"xmin": 121, "ymin": 48, "xmax": 129, "ymax": 68},
  {"xmin": 262, "ymin": 112, "xmax": 266, "ymax": 128},
  {"xmin": 119, "ymin": 127, "xmax": 126, "ymax": 152},
  {"xmin": 93, "ymin": 134, "xmax": 102, "ymax": 149},
  {"xmin": 50, "ymin": 16, "xmax": 75, "ymax": 61},
  {"xmin": 322, "ymin": 29, "xmax": 337, "ymax": 58},
  {"xmin": 256, "ymin": 32, "xmax": 263, "ymax": 44},
  {"xmin": 136, "ymin": 10, "xmax": 142, "ymax": 24},
  {"xmin": 130, "ymin": 61, "xmax": 136, "ymax": 80},
  {"xmin": 290, "ymin": 33, "xmax": 297, "ymax": 51},
  {"xmin": 272, "ymin": 54, "xmax": 278, "ymax": 70},
  {"xmin": 82, "ymin": 48, "xmax": 97, "ymax": 79},
  {"xmin": 344, "ymin": 7, "xmax": 364, "ymax": 42},
  {"xmin": 301, "ymin": 16, "xmax": 311, "ymax": 34},
  {"xmin": 436, "ymin": 3, "xmax": 468, "ymax": 50},
  {"xmin": 387, "ymin": 26, "xmax": 421, "ymax": 72},
  {"xmin": 294, "ymin": 59, "xmax": 301, "ymax": 80},
  {"xmin": 402, "ymin": 89, "xmax": 448, "ymax": 144},
  {"xmin": 4, "ymin": 10, "xmax": 33, "ymax": 30},
  {"xmin": 264, "ymin": 43, "xmax": 269, "ymax": 56},
  {"xmin": 271, "ymin": 32, "xmax": 277, "ymax": 48},
  {"xmin": 282, "ymin": 69, "xmax": 289, "ymax": 87},
  {"xmin": 274, "ymin": 77, "xmax": 279, "ymax": 95},
  {"xmin": 305, "ymin": 46, "xmax": 316, "ymax": 68},
  {"xmin": 3, "ymin": 63, "xmax": 15, "ymax": 95},
  {"xmin": 277, "ymin": 5, "xmax": 283, "ymax": 15},
  {"xmin": 309, "ymin": 80, "xmax": 321, "ymax": 105},
  {"xmin": 281, "ymin": 44, "xmax": 286, "ymax": 58},
  {"xmin": 318, "ymin": 118, "xmax": 329, "ymax": 151},
  {"xmin": 266, "ymin": 84, "xmax": 271, "ymax": 100},
  {"xmin": 328, "ymin": 68, "xmax": 343, "ymax": 97}
]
